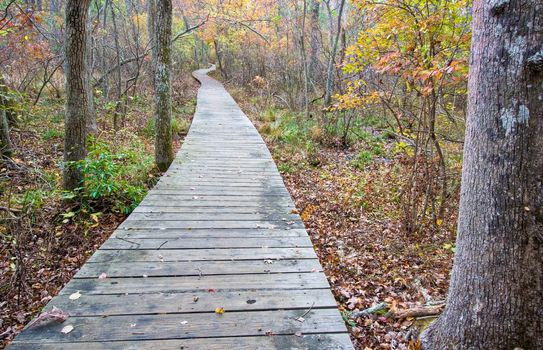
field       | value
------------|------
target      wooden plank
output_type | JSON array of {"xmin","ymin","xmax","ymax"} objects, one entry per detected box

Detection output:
[
  {"xmin": 60, "ymin": 273, "xmax": 330, "ymax": 295},
  {"xmin": 142, "ymin": 194, "xmax": 294, "ymax": 208},
  {"xmin": 76, "ymin": 259, "xmax": 322, "ymax": 278},
  {"xmin": 152, "ymin": 182, "xmax": 285, "ymax": 187},
  {"xmin": 100, "ymin": 236, "xmax": 312, "ymax": 249},
  {"xmin": 132, "ymin": 206, "xmax": 297, "ymax": 214},
  {"xmin": 111, "ymin": 228, "xmax": 307, "ymax": 239},
  {"xmin": 126, "ymin": 212, "xmax": 300, "ymax": 221},
  {"xmin": 40, "ymin": 288, "xmax": 335, "ymax": 316},
  {"xmin": 149, "ymin": 189, "xmax": 291, "ymax": 196},
  {"xmin": 87, "ymin": 247, "xmax": 318, "ymax": 263},
  {"xmin": 136, "ymin": 201, "xmax": 296, "ymax": 209},
  {"xmin": 119, "ymin": 220, "xmax": 305, "ymax": 230},
  {"xmin": 13, "ymin": 309, "xmax": 347, "ymax": 343},
  {"xmin": 9, "ymin": 333, "xmax": 353, "ymax": 350}
]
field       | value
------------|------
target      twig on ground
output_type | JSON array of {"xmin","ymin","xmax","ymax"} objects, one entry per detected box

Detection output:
[{"xmin": 293, "ymin": 301, "xmax": 315, "ymax": 322}]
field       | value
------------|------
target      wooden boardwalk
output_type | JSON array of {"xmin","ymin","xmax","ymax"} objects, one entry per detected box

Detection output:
[{"xmin": 9, "ymin": 68, "xmax": 354, "ymax": 349}]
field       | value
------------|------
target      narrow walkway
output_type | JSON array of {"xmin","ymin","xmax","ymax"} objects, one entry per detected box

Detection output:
[{"xmin": 9, "ymin": 68, "xmax": 353, "ymax": 349}]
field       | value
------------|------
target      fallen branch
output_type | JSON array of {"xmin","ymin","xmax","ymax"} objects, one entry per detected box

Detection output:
[
  {"xmin": 0, "ymin": 206, "xmax": 21, "ymax": 213},
  {"xmin": 352, "ymin": 302, "xmax": 388, "ymax": 318},
  {"xmin": 352, "ymin": 301, "xmax": 445, "ymax": 320},
  {"xmin": 392, "ymin": 304, "xmax": 445, "ymax": 320}
]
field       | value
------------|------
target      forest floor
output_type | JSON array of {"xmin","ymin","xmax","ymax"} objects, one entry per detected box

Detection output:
[
  {"xmin": 231, "ymin": 86, "xmax": 460, "ymax": 349},
  {"xmin": 0, "ymin": 77, "xmax": 198, "ymax": 349},
  {"xmin": 278, "ymin": 150, "xmax": 454, "ymax": 349},
  {"xmin": 1, "ymin": 73, "xmax": 459, "ymax": 350}
]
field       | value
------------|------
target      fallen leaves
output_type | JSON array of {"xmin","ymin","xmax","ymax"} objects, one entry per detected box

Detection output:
[
  {"xmin": 68, "ymin": 291, "xmax": 81, "ymax": 301},
  {"xmin": 274, "ymin": 148, "xmax": 456, "ymax": 349},
  {"xmin": 214, "ymin": 307, "xmax": 225, "ymax": 314},
  {"xmin": 27, "ymin": 307, "xmax": 69, "ymax": 329},
  {"xmin": 60, "ymin": 325, "xmax": 74, "ymax": 334}
]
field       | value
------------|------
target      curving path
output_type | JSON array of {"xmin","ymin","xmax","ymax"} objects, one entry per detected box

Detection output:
[{"xmin": 8, "ymin": 67, "xmax": 354, "ymax": 349}]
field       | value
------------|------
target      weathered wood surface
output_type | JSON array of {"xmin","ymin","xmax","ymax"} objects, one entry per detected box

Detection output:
[{"xmin": 9, "ymin": 67, "xmax": 353, "ymax": 349}]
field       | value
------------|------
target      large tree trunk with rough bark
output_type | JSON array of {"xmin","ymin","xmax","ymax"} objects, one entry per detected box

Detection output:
[
  {"xmin": 421, "ymin": 0, "xmax": 543, "ymax": 349},
  {"xmin": 63, "ymin": 0, "xmax": 92, "ymax": 190},
  {"xmin": 153, "ymin": 0, "xmax": 174, "ymax": 172}
]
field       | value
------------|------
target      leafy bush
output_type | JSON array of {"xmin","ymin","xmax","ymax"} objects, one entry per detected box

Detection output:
[
  {"xmin": 353, "ymin": 150, "xmax": 374, "ymax": 169},
  {"xmin": 64, "ymin": 138, "xmax": 154, "ymax": 214},
  {"xmin": 41, "ymin": 128, "xmax": 64, "ymax": 141},
  {"xmin": 143, "ymin": 116, "xmax": 189, "ymax": 137}
]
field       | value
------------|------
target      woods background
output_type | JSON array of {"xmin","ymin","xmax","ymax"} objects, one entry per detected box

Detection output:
[{"xmin": 1, "ymin": 0, "xmax": 473, "ymax": 348}]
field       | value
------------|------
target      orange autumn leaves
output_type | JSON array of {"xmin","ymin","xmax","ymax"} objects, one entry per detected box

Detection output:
[{"xmin": 334, "ymin": 0, "xmax": 471, "ymax": 111}]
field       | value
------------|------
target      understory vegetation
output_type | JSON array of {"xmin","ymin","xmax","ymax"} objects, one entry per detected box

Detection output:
[
  {"xmin": 0, "ymin": 76, "xmax": 197, "ymax": 346},
  {"xmin": 233, "ymin": 83, "xmax": 461, "ymax": 348},
  {"xmin": 0, "ymin": 0, "xmax": 499, "ymax": 348}
]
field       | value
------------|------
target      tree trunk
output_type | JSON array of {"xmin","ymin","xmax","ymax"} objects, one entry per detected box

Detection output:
[
  {"xmin": 299, "ymin": 0, "xmax": 309, "ymax": 117},
  {"xmin": 214, "ymin": 39, "xmax": 227, "ymax": 80},
  {"xmin": 421, "ymin": 0, "xmax": 543, "ymax": 349},
  {"xmin": 63, "ymin": 0, "xmax": 92, "ymax": 190},
  {"xmin": 153, "ymin": 0, "xmax": 173, "ymax": 172},
  {"xmin": 180, "ymin": 6, "xmax": 200, "ymax": 69},
  {"xmin": 85, "ymin": 6, "xmax": 97, "ymax": 134},
  {"xmin": 324, "ymin": 0, "xmax": 345, "ymax": 105},
  {"xmin": 99, "ymin": 0, "xmax": 109, "ymax": 98},
  {"xmin": 147, "ymin": 0, "xmax": 157, "ymax": 85},
  {"xmin": 308, "ymin": 0, "xmax": 320, "ymax": 90},
  {"xmin": 110, "ymin": 0, "xmax": 122, "ymax": 131},
  {"xmin": 0, "ymin": 77, "xmax": 12, "ymax": 157}
]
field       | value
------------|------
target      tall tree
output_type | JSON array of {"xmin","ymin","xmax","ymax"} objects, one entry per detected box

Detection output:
[
  {"xmin": 421, "ymin": 0, "xmax": 543, "ymax": 348},
  {"xmin": 63, "ymin": 0, "xmax": 92, "ymax": 190},
  {"xmin": 85, "ymin": 10, "xmax": 97, "ymax": 133},
  {"xmin": 153, "ymin": 0, "xmax": 174, "ymax": 171},
  {"xmin": 0, "ymin": 75, "xmax": 12, "ymax": 158},
  {"xmin": 147, "ymin": 0, "xmax": 157, "ymax": 77},
  {"xmin": 308, "ymin": 0, "xmax": 321, "ymax": 89},
  {"xmin": 324, "ymin": 0, "xmax": 345, "ymax": 105}
]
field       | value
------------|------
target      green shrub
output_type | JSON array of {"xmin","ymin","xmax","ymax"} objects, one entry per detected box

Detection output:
[
  {"xmin": 65, "ymin": 139, "xmax": 153, "ymax": 214},
  {"xmin": 17, "ymin": 189, "xmax": 49, "ymax": 210},
  {"xmin": 42, "ymin": 128, "xmax": 64, "ymax": 141},
  {"xmin": 142, "ymin": 117, "xmax": 187, "ymax": 138},
  {"xmin": 278, "ymin": 163, "xmax": 295, "ymax": 174},
  {"xmin": 353, "ymin": 150, "xmax": 374, "ymax": 169}
]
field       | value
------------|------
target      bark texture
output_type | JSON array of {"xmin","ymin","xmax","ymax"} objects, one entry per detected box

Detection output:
[
  {"xmin": 0, "ymin": 75, "xmax": 13, "ymax": 158},
  {"xmin": 308, "ymin": 0, "xmax": 321, "ymax": 89},
  {"xmin": 324, "ymin": 0, "xmax": 345, "ymax": 105},
  {"xmin": 85, "ymin": 11, "xmax": 97, "ymax": 134},
  {"xmin": 147, "ymin": 0, "xmax": 157, "ymax": 83},
  {"xmin": 153, "ymin": 0, "xmax": 174, "ymax": 172},
  {"xmin": 63, "ymin": 0, "xmax": 92, "ymax": 190},
  {"xmin": 0, "ymin": 104, "xmax": 12, "ymax": 158},
  {"xmin": 421, "ymin": 0, "xmax": 543, "ymax": 349}
]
